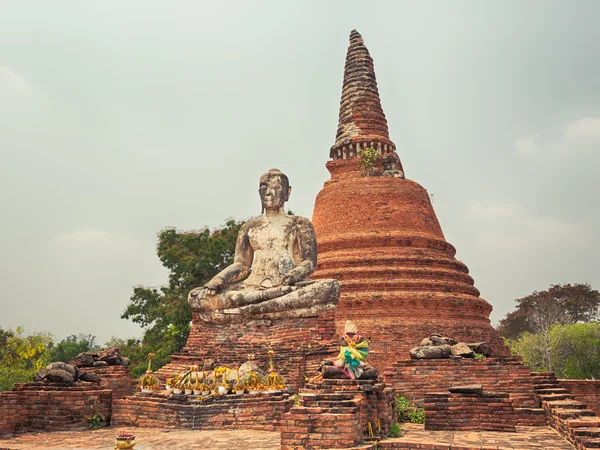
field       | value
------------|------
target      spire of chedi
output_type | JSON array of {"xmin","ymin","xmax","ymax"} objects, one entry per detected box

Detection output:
[{"xmin": 331, "ymin": 30, "xmax": 396, "ymax": 161}]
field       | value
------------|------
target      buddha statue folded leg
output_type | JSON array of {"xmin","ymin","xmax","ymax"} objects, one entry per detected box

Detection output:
[{"xmin": 232, "ymin": 279, "xmax": 340, "ymax": 317}]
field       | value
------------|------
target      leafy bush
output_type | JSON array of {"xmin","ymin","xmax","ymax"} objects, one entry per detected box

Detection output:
[
  {"xmin": 396, "ymin": 395, "xmax": 425, "ymax": 424},
  {"xmin": 389, "ymin": 422, "xmax": 401, "ymax": 438},
  {"xmin": 0, "ymin": 367, "xmax": 37, "ymax": 391},
  {"xmin": 87, "ymin": 410, "xmax": 106, "ymax": 430},
  {"xmin": 358, "ymin": 146, "xmax": 379, "ymax": 176}
]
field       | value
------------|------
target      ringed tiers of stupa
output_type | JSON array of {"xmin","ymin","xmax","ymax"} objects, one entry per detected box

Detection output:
[{"xmin": 311, "ymin": 30, "xmax": 508, "ymax": 368}]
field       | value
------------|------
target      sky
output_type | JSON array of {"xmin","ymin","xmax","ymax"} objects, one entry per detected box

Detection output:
[{"xmin": 1, "ymin": 1, "xmax": 599, "ymax": 344}]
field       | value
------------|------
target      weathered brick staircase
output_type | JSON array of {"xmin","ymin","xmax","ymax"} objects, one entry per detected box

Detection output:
[
  {"xmin": 532, "ymin": 371, "xmax": 600, "ymax": 449},
  {"xmin": 280, "ymin": 378, "xmax": 395, "ymax": 449}
]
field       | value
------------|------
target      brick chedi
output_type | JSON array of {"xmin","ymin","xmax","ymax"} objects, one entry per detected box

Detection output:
[{"xmin": 311, "ymin": 30, "xmax": 508, "ymax": 369}]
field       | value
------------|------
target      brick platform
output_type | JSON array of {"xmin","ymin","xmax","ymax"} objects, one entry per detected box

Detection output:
[
  {"xmin": 157, "ymin": 311, "xmax": 337, "ymax": 391},
  {"xmin": 0, "ymin": 383, "xmax": 111, "ymax": 435},
  {"xmin": 425, "ymin": 390, "xmax": 517, "ymax": 432},
  {"xmin": 112, "ymin": 391, "xmax": 292, "ymax": 431},
  {"xmin": 281, "ymin": 377, "xmax": 395, "ymax": 449},
  {"xmin": 86, "ymin": 365, "xmax": 134, "ymax": 402},
  {"xmin": 383, "ymin": 357, "xmax": 548, "ymax": 427}
]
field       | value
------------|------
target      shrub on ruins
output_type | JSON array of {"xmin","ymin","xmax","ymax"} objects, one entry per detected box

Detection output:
[
  {"xmin": 0, "ymin": 326, "xmax": 53, "ymax": 390},
  {"xmin": 121, "ymin": 219, "xmax": 244, "ymax": 377},
  {"xmin": 395, "ymin": 395, "xmax": 425, "ymax": 424}
]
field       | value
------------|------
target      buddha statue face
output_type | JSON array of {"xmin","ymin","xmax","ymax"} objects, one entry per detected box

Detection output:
[{"xmin": 259, "ymin": 169, "xmax": 291, "ymax": 214}]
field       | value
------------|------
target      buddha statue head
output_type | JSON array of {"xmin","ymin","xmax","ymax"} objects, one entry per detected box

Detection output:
[{"xmin": 259, "ymin": 168, "xmax": 291, "ymax": 214}]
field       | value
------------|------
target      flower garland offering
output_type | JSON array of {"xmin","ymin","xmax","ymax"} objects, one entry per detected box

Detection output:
[{"xmin": 334, "ymin": 321, "xmax": 369, "ymax": 379}]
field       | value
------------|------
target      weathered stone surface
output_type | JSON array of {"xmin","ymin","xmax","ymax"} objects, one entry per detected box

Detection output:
[
  {"xmin": 97, "ymin": 347, "xmax": 121, "ymax": 365},
  {"xmin": 46, "ymin": 362, "xmax": 77, "ymax": 377},
  {"xmin": 419, "ymin": 337, "xmax": 433, "ymax": 346},
  {"xmin": 409, "ymin": 344, "xmax": 452, "ymax": 359},
  {"xmin": 119, "ymin": 356, "xmax": 131, "ymax": 366},
  {"xmin": 33, "ymin": 369, "xmax": 48, "ymax": 382},
  {"xmin": 77, "ymin": 371, "xmax": 101, "ymax": 383},
  {"xmin": 431, "ymin": 335, "xmax": 457, "ymax": 346},
  {"xmin": 451, "ymin": 342, "xmax": 474, "ymax": 358},
  {"xmin": 93, "ymin": 361, "xmax": 109, "ymax": 367},
  {"xmin": 449, "ymin": 384, "xmax": 483, "ymax": 394},
  {"xmin": 467, "ymin": 342, "xmax": 492, "ymax": 357},
  {"xmin": 237, "ymin": 361, "xmax": 265, "ymax": 378},
  {"xmin": 42, "ymin": 369, "xmax": 74, "ymax": 384},
  {"xmin": 69, "ymin": 352, "xmax": 94, "ymax": 367}
]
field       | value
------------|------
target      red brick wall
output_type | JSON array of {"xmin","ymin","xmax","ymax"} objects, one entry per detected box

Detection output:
[
  {"xmin": 112, "ymin": 392, "xmax": 292, "ymax": 430},
  {"xmin": 281, "ymin": 378, "xmax": 395, "ymax": 449},
  {"xmin": 0, "ymin": 391, "xmax": 20, "ymax": 436},
  {"xmin": 4, "ymin": 383, "xmax": 111, "ymax": 433},
  {"xmin": 158, "ymin": 311, "xmax": 338, "ymax": 390},
  {"xmin": 559, "ymin": 379, "xmax": 600, "ymax": 416},
  {"xmin": 425, "ymin": 391, "xmax": 516, "ymax": 431},
  {"xmin": 312, "ymin": 173, "xmax": 509, "ymax": 367},
  {"xmin": 86, "ymin": 365, "xmax": 133, "ymax": 402},
  {"xmin": 383, "ymin": 357, "xmax": 538, "ymax": 409}
]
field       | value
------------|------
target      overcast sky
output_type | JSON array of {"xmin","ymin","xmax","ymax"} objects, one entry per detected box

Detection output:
[{"xmin": 1, "ymin": 1, "xmax": 599, "ymax": 344}]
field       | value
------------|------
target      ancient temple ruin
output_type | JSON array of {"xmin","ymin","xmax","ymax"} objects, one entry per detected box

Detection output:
[
  {"xmin": 4, "ymin": 29, "xmax": 600, "ymax": 450},
  {"xmin": 311, "ymin": 30, "xmax": 508, "ymax": 369}
]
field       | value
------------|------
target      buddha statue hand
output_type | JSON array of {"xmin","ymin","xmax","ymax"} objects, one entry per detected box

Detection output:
[
  {"xmin": 282, "ymin": 271, "xmax": 301, "ymax": 286},
  {"xmin": 204, "ymin": 276, "xmax": 225, "ymax": 296}
]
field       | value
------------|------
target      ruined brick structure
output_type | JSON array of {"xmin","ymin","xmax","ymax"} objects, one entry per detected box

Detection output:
[
  {"xmin": 281, "ymin": 377, "xmax": 395, "ymax": 449},
  {"xmin": 425, "ymin": 390, "xmax": 517, "ymax": 432},
  {"xmin": 156, "ymin": 312, "xmax": 337, "ymax": 391},
  {"xmin": 311, "ymin": 30, "xmax": 508, "ymax": 368},
  {"xmin": 0, "ymin": 383, "xmax": 112, "ymax": 435},
  {"xmin": 113, "ymin": 391, "xmax": 292, "ymax": 431}
]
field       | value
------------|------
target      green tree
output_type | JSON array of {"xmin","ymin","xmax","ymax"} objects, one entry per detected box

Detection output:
[
  {"xmin": 550, "ymin": 323, "xmax": 600, "ymax": 379},
  {"xmin": 506, "ymin": 332, "xmax": 547, "ymax": 372},
  {"xmin": 121, "ymin": 219, "xmax": 244, "ymax": 377},
  {"xmin": 506, "ymin": 323, "xmax": 600, "ymax": 379},
  {"xmin": 498, "ymin": 283, "xmax": 600, "ymax": 340},
  {"xmin": 0, "ymin": 326, "xmax": 53, "ymax": 390},
  {"xmin": 45, "ymin": 334, "xmax": 98, "ymax": 363}
]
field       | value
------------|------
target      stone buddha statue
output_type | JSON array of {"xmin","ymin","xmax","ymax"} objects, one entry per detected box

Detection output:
[{"xmin": 188, "ymin": 168, "xmax": 340, "ymax": 323}]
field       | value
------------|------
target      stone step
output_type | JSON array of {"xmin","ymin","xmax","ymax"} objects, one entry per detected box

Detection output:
[
  {"xmin": 544, "ymin": 399, "xmax": 587, "ymax": 410},
  {"xmin": 302, "ymin": 399, "xmax": 358, "ymax": 408},
  {"xmin": 531, "ymin": 372, "xmax": 555, "ymax": 377},
  {"xmin": 579, "ymin": 438, "xmax": 600, "ymax": 448},
  {"xmin": 322, "ymin": 406, "xmax": 359, "ymax": 414},
  {"xmin": 537, "ymin": 388, "xmax": 570, "ymax": 395},
  {"xmin": 533, "ymin": 383, "xmax": 560, "ymax": 390},
  {"xmin": 566, "ymin": 417, "xmax": 600, "ymax": 428},
  {"xmin": 538, "ymin": 393, "xmax": 573, "ymax": 402},
  {"xmin": 554, "ymin": 409, "xmax": 598, "ymax": 419},
  {"xmin": 572, "ymin": 427, "xmax": 600, "ymax": 438}
]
